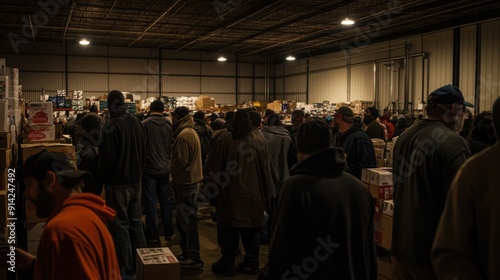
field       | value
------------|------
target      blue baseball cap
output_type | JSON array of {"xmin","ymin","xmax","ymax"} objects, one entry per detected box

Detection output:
[{"xmin": 428, "ymin": 84, "xmax": 474, "ymax": 107}]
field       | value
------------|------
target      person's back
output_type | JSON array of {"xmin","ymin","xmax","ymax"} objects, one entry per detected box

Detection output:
[
  {"xmin": 143, "ymin": 111, "xmax": 172, "ymax": 176},
  {"xmin": 392, "ymin": 85, "xmax": 472, "ymax": 278},
  {"xmin": 263, "ymin": 120, "xmax": 376, "ymax": 280}
]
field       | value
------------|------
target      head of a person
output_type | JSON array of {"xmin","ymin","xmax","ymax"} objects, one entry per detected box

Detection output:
[
  {"xmin": 210, "ymin": 112, "xmax": 220, "ymax": 123},
  {"xmin": 210, "ymin": 118, "xmax": 225, "ymax": 131},
  {"xmin": 76, "ymin": 113, "xmax": 102, "ymax": 146},
  {"xmin": 295, "ymin": 120, "xmax": 332, "ymax": 161},
  {"xmin": 89, "ymin": 105, "xmax": 98, "ymax": 113},
  {"xmin": 266, "ymin": 113, "xmax": 282, "ymax": 127},
  {"xmin": 264, "ymin": 109, "xmax": 274, "ymax": 120},
  {"xmin": 193, "ymin": 111, "xmax": 206, "ymax": 121},
  {"xmin": 425, "ymin": 84, "xmax": 474, "ymax": 132},
  {"xmin": 229, "ymin": 109, "xmax": 252, "ymax": 139},
  {"xmin": 292, "ymin": 110, "xmax": 305, "ymax": 125},
  {"xmin": 107, "ymin": 90, "xmax": 126, "ymax": 115},
  {"xmin": 171, "ymin": 106, "xmax": 190, "ymax": 123},
  {"xmin": 363, "ymin": 107, "xmax": 379, "ymax": 124},
  {"xmin": 150, "ymin": 100, "xmax": 164, "ymax": 114},
  {"xmin": 333, "ymin": 106, "xmax": 354, "ymax": 130},
  {"xmin": 467, "ymin": 111, "xmax": 496, "ymax": 145},
  {"xmin": 248, "ymin": 111, "xmax": 262, "ymax": 128},
  {"xmin": 22, "ymin": 151, "xmax": 91, "ymax": 218},
  {"xmin": 493, "ymin": 97, "xmax": 500, "ymax": 141}
]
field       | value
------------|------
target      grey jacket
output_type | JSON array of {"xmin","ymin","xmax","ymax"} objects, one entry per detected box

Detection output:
[{"xmin": 142, "ymin": 114, "xmax": 173, "ymax": 176}]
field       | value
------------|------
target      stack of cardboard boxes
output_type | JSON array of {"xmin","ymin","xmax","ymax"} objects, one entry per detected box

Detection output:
[
  {"xmin": 195, "ymin": 95, "xmax": 215, "ymax": 111},
  {"xmin": 136, "ymin": 248, "xmax": 180, "ymax": 280},
  {"xmin": 372, "ymin": 138, "xmax": 386, "ymax": 167},
  {"xmin": 26, "ymin": 102, "xmax": 55, "ymax": 142}
]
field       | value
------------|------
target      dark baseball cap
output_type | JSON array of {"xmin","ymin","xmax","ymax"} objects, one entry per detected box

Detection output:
[
  {"xmin": 22, "ymin": 151, "xmax": 91, "ymax": 181},
  {"xmin": 428, "ymin": 85, "xmax": 474, "ymax": 107}
]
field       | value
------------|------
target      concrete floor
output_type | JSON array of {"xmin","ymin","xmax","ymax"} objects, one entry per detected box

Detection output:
[{"xmin": 157, "ymin": 204, "xmax": 270, "ymax": 280}]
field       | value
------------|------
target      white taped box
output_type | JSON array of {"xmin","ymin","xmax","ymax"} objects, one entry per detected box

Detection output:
[
  {"xmin": 7, "ymin": 97, "xmax": 19, "ymax": 109},
  {"xmin": 370, "ymin": 169, "xmax": 393, "ymax": 186},
  {"xmin": 0, "ymin": 100, "xmax": 8, "ymax": 132},
  {"xmin": 361, "ymin": 168, "xmax": 377, "ymax": 184},
  {"xmin": 382, "ymin": 200, "xmax": 394, "ymax": 216},
  {"xmin": 0, "ymin": 76, "xmax": 8, "ymax": 99},
  {"xmin": 137, "ymin": 247, "xmax": 179, "ymax": 280},
  {"xmin": 28, "ymin": 102, "xmax": 53, "ymax": 125},
  {"xmin": 6, "ymin": 67, "xmax": 18, "ymax": 82},
  {"xmin": 26, "ymin": 125, "xmax": 55, "ymax": 141}
]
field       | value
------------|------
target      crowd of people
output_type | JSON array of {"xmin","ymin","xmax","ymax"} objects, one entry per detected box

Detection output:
[{"xmin": 14, "ymin": 84, "xmax": 500, "ymax": 280}]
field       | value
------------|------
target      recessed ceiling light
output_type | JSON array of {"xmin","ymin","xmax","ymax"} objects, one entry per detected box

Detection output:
[
  {"xmin": 79, "ymin": 38, "xmax": 90, "ymax": 45},
  {"xmin": 286, "ymin": 55, "xmax": 296, "ymax": 61},
  {"xmin": 218, "ymin": 56, "xmax": 227, "ymax": 62},
  {"xmin": 341, "ymin": 18, "xmax": 355, "ymax": 25}
]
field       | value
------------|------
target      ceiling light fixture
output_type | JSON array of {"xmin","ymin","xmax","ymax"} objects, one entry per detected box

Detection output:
[
  {"xmin": 341, "ymin": 18, "xmax": 355, "ymax": 25},
  {"xmin": 218, "ymin": 56, "xmax": 227, "ymax": 62},
  {"xmin": 79, "ymin": 38, "xmax": 90, "ymax": 45},
  {"xmin": 286, "ymin": 55, "xmax": 296, "ymax": 61}
]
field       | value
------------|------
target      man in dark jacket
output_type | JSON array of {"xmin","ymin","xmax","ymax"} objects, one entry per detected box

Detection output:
[
  {"xmin": 142, "ymin": 100, "xmax": 174, "ymax": 246},
  {"xmin": 98, "ymin": 90, "xmax": 146, "ymax": 279},
  {"xmin": 193, "ymin": 111, "xmax": 213, "ymax": 164},
  {"xmin": 260, "ymin": 120, "xmax": 377, "ymax": 280},
  {"xmin": 204, "ymin": 109, "xmax": 273, "ymax": 276},
  {"xmin": 76, "ymin": 113, "xmax": 102, "ymax": 195},
  {"xmin": 364, "ymin": 107, "xmax": 384, "ymax": 139},
  {"xmin": 392, "ymin": 84, "xmax": 472, "ymax": 279},
  {"xmin": 332, "ymin": 106, "xmax": 377, "ymax": 179}
]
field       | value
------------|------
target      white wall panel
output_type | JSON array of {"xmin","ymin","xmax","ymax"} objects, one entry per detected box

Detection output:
[
  {"xmin": 238, "ymin": 63, "xmax": 253, "ymax": 77},
  {"xmin": 163, "ymin": 76, "xmax": 200, "ymax": 94},
  {"xmin": 275, "ymin": 78, "xmax": 283, "ymax": 96},
  {"xmin": 201, "ymin": 77, "xmax": 235, "ymax": 93},
  {"xmin": 109, "ymin": 58, "xmax": 150, "ymax": 74},
  {"xmin": 350, "ymin": 43, "xmax": 391, "ymax": 64},
  {"xmin": 351, "ymin": 64, "xmax": 375, "ymax": 101},
  {"xmin": 284, "ymin": 94, "xmax": 307, "ymax": 103},
  {"xmin": 459, "ymin": 25, "xmax": 476, "ymax": 107},
  {"xmin": 423, "ymin": 30, "xmax": 453, "ymax": 91},
  {"xmin": 69, "ymin": 74, "xmax": 108, "ymax": 92},
  {"xmin": 201, "ymin": 62, "xmax": 235, "ymax": 76},
  {"xmin": 108, "ymin": 74, "xmax": 149, "ymax": 93},
  {"xmin": 210, "ymin": 93, "xmax": 236, "ymax": 105},
  {"xmin": 285, "ymin": 60, "xmax": 307, "ymax": 75},
  {"xmin": 284, "ymin": 75, "xmax": 306, "ymax": 94},
  {"xmin": 238, "ymin": 78, "xmax": 253, "ymax": 93},
  {"xmin": 253, "ymin": 93, "xmax": 266, "ymax": 102},
  {"xmin": 377, "ymin": 62, "xmax": 393, "ymax": 111},
  {"xmin": 4, "ymin": 54, "xmax": 63, "ymax": 72},
  {"xmin": 405, "ymin": 36, "xmax": 423, "ymax": 53},
  {"xmin": 238, "ymin": 94, "xmax": 253, "ymax": 102},
  {"xmin": 255, "ymin": 79, "xmax": 265, "ymax": 94},
  {"xmin": 309, "ymin": 69, "xmax": 348, "ymax": 103},
  {"xmin": 21, "ymin": 72, "xmax": 65, "ymax": 92},
  {"xmin": 480, "ymin": 20, "xmax": 500, "ymax": 113},
  {"xmin": 309, "ymin": 52, "xmax": 347, "ymax": 71},
  {"xmin": 163, "ymin": 60, "xmax": 200, "ymax": 75},
  {"xmin": 68, "ymin": 57, "xmax": 108, "ymax": 72},
  {"xmin": 255, "ymin": 64, "xmax": 265, "ymax": 77},
  {"xmin": 409, "ymin": 57, "xmax": 425, "ymax": 110}
]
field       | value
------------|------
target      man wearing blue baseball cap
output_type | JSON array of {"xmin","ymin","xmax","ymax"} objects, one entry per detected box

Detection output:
[{"xmin": 391, "ymin": 84, "xmax": 473, "ymax": 279}]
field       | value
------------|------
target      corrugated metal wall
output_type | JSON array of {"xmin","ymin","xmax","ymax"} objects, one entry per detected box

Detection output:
[
  {"xmin": 479, "ymin": 20, "xmax": 500, "ymax": 113},
  {"xmin": 350, "ymin": 64, "xmax": 375, "ymax": 101},
  {"xmin": 423, "ymin": 30, "xmax": 453, "ymax": 91},
  {"xmin": 459, "ymin": 25, "xmax": 476, "ymax": 106},
  {"xmin": 309, "ymin": 69, "xmax": 348, "ymax": 103}
]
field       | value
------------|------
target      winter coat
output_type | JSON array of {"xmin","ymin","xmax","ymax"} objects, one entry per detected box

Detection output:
[
  {"xmin": 265, "ymin": 148, "xmax": 377, "ymax": 280},
  {"xmin": 99, "ymin": 111, "xmax": 145, "ymax": 186},
  {"xmin": 333, "ymin": 119, "xmax": 377, "ymax": 179},
  {"xmin": 142, "ymin": 114, "xmax": 173, "ymax": 176},
  {"xmin": 261, "ymin": 125, "xmax": 292, "ymax": 194},
  {"xmin": 204, "ymin": 129, "xmax": 273, "ymax": 228},
  {"xmin": 193, "ymin": 118, "xmax": 214, "ymax": 164},
  {"xmin": 171, "ymin": 114, "xmax": 203, "ymax": 184}
]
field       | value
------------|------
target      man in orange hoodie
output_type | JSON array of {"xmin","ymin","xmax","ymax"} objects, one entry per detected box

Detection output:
[{"xmin": 16, "ymin": 151, "xmax": 121, "ymax": 280}]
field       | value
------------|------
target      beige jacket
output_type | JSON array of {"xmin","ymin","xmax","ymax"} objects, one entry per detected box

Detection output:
[{"xmin": 171, "ymin": 115, "xmax": 203, "ymax": 184}]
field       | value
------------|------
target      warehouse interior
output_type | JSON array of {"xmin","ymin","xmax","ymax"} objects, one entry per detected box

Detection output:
[{"xmin": 1, "ymin": 0, "xmax": 500, "ymax": 279}]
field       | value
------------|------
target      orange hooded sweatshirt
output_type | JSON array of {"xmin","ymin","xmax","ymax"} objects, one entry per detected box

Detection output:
[{"xmin": 34, "ymin": 193, "xmax": 121, "ymax": 280}]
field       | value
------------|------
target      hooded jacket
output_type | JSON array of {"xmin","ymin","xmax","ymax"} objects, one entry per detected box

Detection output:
[
  {"xmin": 265, "ymin": 148, "xmax": 377, "ymax": 280},
  {"xmin": 171, "ymin": 114, "xmax": 203, "ymax": 184},
  {"xmin": 193, "ymin": 118, "xmax": 213, "ymax": 164},
  {"xmin": 35, "ymin": 193, "xmax": 120, "ymax": 280},
  {"xmin": 261, "ymin": 125, "xmax": 292, "ymax": 194},
  {"xmin": 99, "ymin": 111, "xmax": 145, "ymax": 185},
  {"xmin": 142, "ymin": 114, "xmax": 173, "ymax": 176},
  {"xmin": 333, "ymin": 119, "xmax": 377, "ymax": 179}
]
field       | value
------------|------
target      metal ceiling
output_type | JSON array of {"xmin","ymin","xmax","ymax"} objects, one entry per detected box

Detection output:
[{"xmin": 1, "ymin": 0, "xmax": 500, "ymax": 60}]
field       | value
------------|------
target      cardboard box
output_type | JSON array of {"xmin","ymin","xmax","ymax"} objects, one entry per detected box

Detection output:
[
  {"xmin": 380, "ymin": 214, "xmax": 393, "ymax": 250},
  {"xmin": 361, "ymin": 168, "xmax": 377, "ymax": 184},
  {"xmin": 21, "ymin": 143, "xmax": 76, "ymax": 166},
  {"xmin": 0, "ymin": 132, "xmax": 11, "ymax": 149},
  {"xmin": 369, "ymin": 184, "xmax": 393, "ymax": 200},
  {"xmin": 0, "ymin": 76, "xmax": 8, "ymax": 99},
  {"xmin": 28, "ymin": 102, "xmax": 53, "ymax": 125},
  {"xmin": 0, "ymin": 58, "xmax": 5, "ymax": 76},
  {"xmin": 26, "ymin": 125, "xmax": 55, "ymax": 142},
  {"xmin": 383, "ymin": 200, "xmax": 394, "ymax": 216},
  {"xmin": 0, "ymin": 149, "xmax": 12, "ymax": 168},
  {"xmin": 370, "ymin": 169, "xmax": 393, "ymax": 186},
  {"xmin": 136, "ymin": 247, "xmax": 180, "ymax": 280},
  {"xmin": 377, "ymin": 158, "xmax": 386, "ymax": 168},
  {"xmin": 0, "ymin": 99, "xmax": 8, "ymax": 132},
  {"xmin": 372, "ymin": 138, "xmax": 385, "ymax": 150},
  {"xmin": 374, "ymin": 148, "xmax": 384, "ymax": 160}
]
